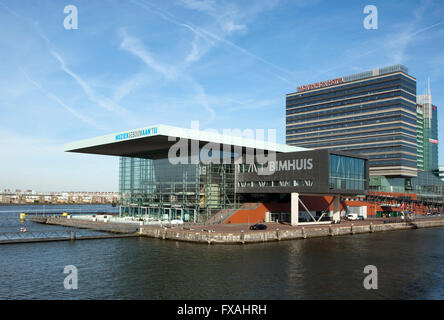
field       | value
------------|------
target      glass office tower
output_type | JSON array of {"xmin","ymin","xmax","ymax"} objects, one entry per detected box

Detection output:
[
  {"xmin": 286, "ymin": 65, "xmax": 418, "ymax": 192},
  {"xmin": 417, "ymin": 94, "xmax": 438, "ymax": 173},
  {"xmin": 415, "ymin": 94, "xmax": 442, "ymax": 202}
]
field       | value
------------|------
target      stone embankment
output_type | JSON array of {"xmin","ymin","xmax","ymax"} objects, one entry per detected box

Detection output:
[
  {"xmin": 31, "ymin": 216, "xmax": 444, "ymax": 245},
  {"xmin": 140, "ymin": 218, "xmax": 444, "ymax": 244}
]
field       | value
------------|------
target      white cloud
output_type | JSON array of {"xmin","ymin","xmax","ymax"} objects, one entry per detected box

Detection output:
[
  {"xmin": 185, "ymin": 34, "xmax": 206, "ymax": 62},
  {"xmin": 118, "ymin": 29, "xmax": 216, "ymax": 123},
  {"xmin": 133, "ymin": 0, "xmax": 294, "ymax": 84},
  {"xmin": 50, "ymin": 50, "xmax": 126, "ymax": 114},
  {"xmin": 119, "ymin": 29, "xmax": 179, "ymax": 80},
  {"xmin": 20, "ymin": 69, "xmax": 102, "ymax": 129},
  {"xmin": 179, "ymin": 0, "xmax": 247, "ymax": 34},
  {"xmin": 113, "ymin": 73, "xmax": 151, "ymax": 102}
]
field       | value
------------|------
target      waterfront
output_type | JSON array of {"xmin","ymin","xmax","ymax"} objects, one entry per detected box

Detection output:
[
  {"xmin": 0, "ymin": 204, "xmax": 118, "ymax": 234},
  {"xmin": 0, "ymin": 206, "xmax": 443, "ymax": 299}
]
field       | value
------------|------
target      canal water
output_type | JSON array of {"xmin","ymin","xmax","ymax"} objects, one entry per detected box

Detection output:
[
  {"xmin": 0, "ymin": 205, "xmax": 443, "ymax": 299},
  {"xmin": 0, "ymin": 204, "xmax": 119, "ymax": 241}
]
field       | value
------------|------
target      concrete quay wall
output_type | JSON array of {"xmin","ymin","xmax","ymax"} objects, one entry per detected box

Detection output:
[
  {"xmin": 30, "ymin": 216, "xmax": 138, "ymax": 233},
  {"xmin": 140, "ymin": 219, "xmax": 444, "ymax": 244},
  {"xmin": 32, "ymin": 216, "xmax": 444, "ymax": 245}
]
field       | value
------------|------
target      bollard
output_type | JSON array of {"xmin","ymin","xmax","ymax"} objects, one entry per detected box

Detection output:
[
  {"xmin": 302, "ymin": 227, "xmax": 307, "ymax": 239},
  {"xmin": 351, "ymin": 224, "xmax": 355, "ymax": 235},
  {"xmin": 70, "ymin": 231, "xmax": 76, "ymax": 240},
  {"xmin": 207, "ymin": 230, "xmax": 211, "ymax": 244},
  {"xmin": 276, "ymin": 228, "xmax": 280, "ymax": 241},
  {"xmin": 329, "ymin": 225, "xmax": 334, "ymax": 236},
  {"xmin": 370, "ymin": 223, "xmax": 374, "ymax": 233},
  {"xmin": 240, "ymin": 230, "xmax": 245, "ymax": 244}
]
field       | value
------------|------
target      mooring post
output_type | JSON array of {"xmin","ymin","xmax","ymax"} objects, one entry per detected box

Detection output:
[
  {"xmin": 302, "ymin": 226, "xmax": 306, "ymax": 239},
  {"xmin": 240, "ymin": 230, "xmax": 245, "ymax": 244},
  {"xmin": 208, "ymin": 229, "xmax": 211, "ymax": 244},
  {"xmin": 70, "ymin": 231, "xmax": 76, "ymax": 240},
  {"xmin": 329, "ymin": 225, "xmax": 334, "ymax": 236},
  {"xmin": 276, "ymin": 228, "xmax": 280, "ymax": 241}
]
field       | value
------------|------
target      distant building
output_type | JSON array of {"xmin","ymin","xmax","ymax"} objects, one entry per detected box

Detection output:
[
  {"xmin": 286, "ymin": 64, "xmax": 443, "ymax": 204},
  {"xmin": 287, "ymin": 65, "xmax": 417, "ymax": 186},
  {"xmin": 417, "ymin": 90, "xmax": 438, "ymax": 172}
]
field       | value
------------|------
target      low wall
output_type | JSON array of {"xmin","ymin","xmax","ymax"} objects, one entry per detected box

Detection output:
[
  {"xmin": 140, "ymin": 219, "xmax": 444, "ymax": 244},
  {"xmin": 31, "ymin": 216, "xmax": 138, "ymax": 233},
  {"xmin": 32, "ymin": 216, "xmax": 444, "ymax": 245}
]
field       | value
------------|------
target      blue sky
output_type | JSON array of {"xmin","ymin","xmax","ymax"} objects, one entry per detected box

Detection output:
[{"xmin": 1, "ymin": 0, "xmax": 444, "ymax": 191}]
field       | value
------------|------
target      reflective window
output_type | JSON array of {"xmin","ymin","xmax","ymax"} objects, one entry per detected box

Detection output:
[
  {"xmin": 329, "ymin": 154, "xmax": 366, "ymax": 190},
  {"xmin": 119, "ymin": 155, "xmax": 237, "ymax": 222}
]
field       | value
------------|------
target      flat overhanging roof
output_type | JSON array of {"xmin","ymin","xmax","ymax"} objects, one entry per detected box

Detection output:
[{"xmin": 64, "ymin": 124, "xmax": 309, "ymax": 159}]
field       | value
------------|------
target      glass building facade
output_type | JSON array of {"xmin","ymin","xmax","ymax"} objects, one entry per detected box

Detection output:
[
  {"xmin": 286, "ymin": 65, "xmax": 418, "ymax": 178},
  {"xmin": 118, "ymin": 149, "xmax": 368, "ymax": 221},
  {"xmin": 329, "ymin": 154, "xmax": 366, "ymax": 191},
  {"xmin": 286, "ymin": 65, "xmax": 443, "ymax": 205},
  {"xmin": 118, "ymin": 156, "xmax": 237, "ymax": 223},
  {"xmin": 416, "ymin": 94, "xmax": 438, "ymax": 172},
  {"xmin": 413, "ymin": 170, "xmax": 444, "ymax": 203},
  {"xmin": 416, "ymin": 108, "xmax": 425, "ymax": 170}
]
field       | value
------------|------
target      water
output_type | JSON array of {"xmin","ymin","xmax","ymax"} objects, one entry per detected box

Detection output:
[
  {"xmin": 0, "ymin": 205, "xmax": 119, "ymax": 241},
  {"xmin": 0, "ymin": 205, "xmax": 443, "ymax": 299}
]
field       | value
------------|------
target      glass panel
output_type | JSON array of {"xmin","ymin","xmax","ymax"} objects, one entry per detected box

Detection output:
[
  {"xmin": 329, "ymin": 154, "xmax": 366, "ymax": 191},
  {"xmin": 118, "ymin": 153, "xmax": 237, "ymax": 223}
]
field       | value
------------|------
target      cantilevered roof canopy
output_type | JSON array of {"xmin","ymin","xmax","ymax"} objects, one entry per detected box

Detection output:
[{"xmin": 64, "ymin": 124, "xmax": 309, "ymax": 159}]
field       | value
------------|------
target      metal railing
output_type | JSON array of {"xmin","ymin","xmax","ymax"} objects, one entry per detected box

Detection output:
[{"xmin": 0, "ymin": 227, "xmax": 139, "ymax": 243}]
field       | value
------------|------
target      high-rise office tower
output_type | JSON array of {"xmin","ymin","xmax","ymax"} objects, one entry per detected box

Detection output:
[
  {"xmin": 286, "ymin": 65, "xmax": 417, "ymax": 192},
  {"xmin": 416, "ymin": 79, "xmax": 438, "ymax": 173}
]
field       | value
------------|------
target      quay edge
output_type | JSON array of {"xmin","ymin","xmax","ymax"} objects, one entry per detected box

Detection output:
[{"xmin": 31, "ymin": 216, "xmax": 444, "ymax": 245}]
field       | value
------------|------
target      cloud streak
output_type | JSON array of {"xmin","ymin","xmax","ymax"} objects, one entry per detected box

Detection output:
[
  {"xmin": 132, "ymin": 0, "xmax": 295, "ymax": 84},
  {"xmin": 20, "ymin": 69, "xmax": 102, "ymax": 129},
  {"xmin": 118, "ymin": 28, "xmax": 216, "ymax": 123},
  {"xmin": 49, "ymin": 50, "xmax": 126, "ymax": 114},
  {"xmin": 118, "ymin": 30, "xmax": 178, "ymax": 80}
]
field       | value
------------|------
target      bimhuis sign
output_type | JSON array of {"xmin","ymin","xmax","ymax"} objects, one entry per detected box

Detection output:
[{"xmin": 236, "ymin": 150, "xmax": 329, "ymax": 194}]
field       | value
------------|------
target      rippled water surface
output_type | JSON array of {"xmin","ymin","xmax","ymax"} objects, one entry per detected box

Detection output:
[{"xmin": 0, "ymin": 205, "xmax": 443, "ymax": 299}]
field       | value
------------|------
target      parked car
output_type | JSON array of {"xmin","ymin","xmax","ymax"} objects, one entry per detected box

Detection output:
[
  {"xmin": 250, "ymin": 224, "xmax": 267, "ymax": 230},
  {"xmin": 346, "ymin": 213, "xmax": 359, "ymax": 221}
]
